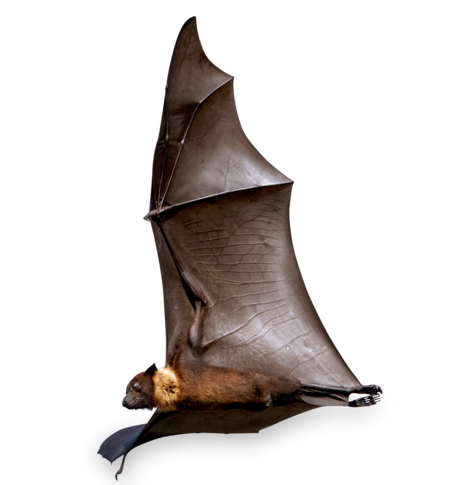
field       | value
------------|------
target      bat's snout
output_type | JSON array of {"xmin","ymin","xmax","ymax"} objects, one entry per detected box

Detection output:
[{"xmin": 122, "ymin": 397, "xmax": 129, "ymax": 408}]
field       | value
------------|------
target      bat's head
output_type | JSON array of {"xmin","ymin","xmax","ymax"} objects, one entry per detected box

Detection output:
[{"xmin": 122, "ymin": 364, "xmax": 158, "ymax": 410}]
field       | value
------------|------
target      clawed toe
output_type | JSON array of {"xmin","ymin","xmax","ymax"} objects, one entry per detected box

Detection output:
[
  {"xmin": 365, "ymin": 384, "xmax": 383, "ymax": 395},
  {"xmin": 349, "ymin": 394, "xmax": 381, "ymax": 407}
]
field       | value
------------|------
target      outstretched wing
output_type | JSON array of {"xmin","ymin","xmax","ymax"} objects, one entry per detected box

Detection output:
[{"xmin": 149, "ymin": 18, "xmax": 359, "ymax": 389}]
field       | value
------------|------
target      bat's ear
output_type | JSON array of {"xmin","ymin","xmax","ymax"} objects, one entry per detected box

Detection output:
[{"xmin": 145, "ymin": 364, "xmax": 158, "ymax": 376}]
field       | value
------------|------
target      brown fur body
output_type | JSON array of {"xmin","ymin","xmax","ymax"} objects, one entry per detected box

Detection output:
[{"xmin": 123, "ymin": 359, "xmax": 303, "ymax": 412}]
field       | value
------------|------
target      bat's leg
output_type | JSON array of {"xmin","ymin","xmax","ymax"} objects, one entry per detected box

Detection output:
[
  {"xmin": 300, "ymin": 383, "xmax": 382, "ymax": 407},
  {"xmin": 302, "ymin": 383, "xmax": 382, "ymax": 396}
]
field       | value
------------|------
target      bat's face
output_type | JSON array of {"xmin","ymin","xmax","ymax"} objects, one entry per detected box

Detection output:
[{"xmin": 122, "ymin": 372, "xmax": 156, "ymax": 410}]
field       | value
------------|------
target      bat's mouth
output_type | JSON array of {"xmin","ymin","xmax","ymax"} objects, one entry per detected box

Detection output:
[
  {"xmin": 122, "ymin": 396, "xmax": 153, "ymax": 410},
  {"xmin": 122, "ymin": 397, "xmax": 139, "ymax": 409}
]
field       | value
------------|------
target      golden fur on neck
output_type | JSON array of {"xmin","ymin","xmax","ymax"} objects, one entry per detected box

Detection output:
[{"xmin": 153, "ymin": 367, "xmax": 180, "ymax": 411}]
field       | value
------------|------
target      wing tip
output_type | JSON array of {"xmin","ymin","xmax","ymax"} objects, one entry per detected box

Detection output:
[{"xmin": 182, "ymin": 16, "xmax": 197, "ymax": 29}]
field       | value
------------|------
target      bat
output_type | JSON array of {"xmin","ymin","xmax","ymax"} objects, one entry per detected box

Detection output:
[{"xmin": 98, "ymin": 17, "xmax": 382, "ymax": 479}]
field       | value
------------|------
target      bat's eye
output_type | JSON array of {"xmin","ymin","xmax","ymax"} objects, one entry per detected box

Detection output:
[{"xmin": 132, "ymin": 382, "xmax": 140, "ymax": 390}]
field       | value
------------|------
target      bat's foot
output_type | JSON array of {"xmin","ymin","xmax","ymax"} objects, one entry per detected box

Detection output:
[
  {"xmin": 348, "ymin": 383, "xmax": 382, "ymax": 407},
  {"xmin": 349, "ymin": 394, "xmax": 380, "ymax": 407}
]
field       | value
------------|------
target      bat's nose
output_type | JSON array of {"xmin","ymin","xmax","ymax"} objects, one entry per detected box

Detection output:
[{"xmin": 122, "ymin": 398, "xmax": 128, "ymax": 407}]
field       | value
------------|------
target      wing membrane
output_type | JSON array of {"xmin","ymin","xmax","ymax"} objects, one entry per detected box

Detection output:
[
  {"xmin": 151, "ymin": 17, "xmax": 290, "ymax": 212},
  {"xmin": 150, "ymin": 17, "xmax": 360, "ymax": 389},
  {"xmin": 159, "ymin": 184, "xmax": 359, "ymax": 388}
]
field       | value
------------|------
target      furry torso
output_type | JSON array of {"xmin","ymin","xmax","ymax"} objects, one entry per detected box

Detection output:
[
  {"xmin": 153, "ymin": 364, "xmax": 301, "ymax": 411},
  {"xmin": 122, "ymin": 359, "xmax": 303, "ymax": 412},
  {"xmin": 153, "ymin": 367, "xmax": 180, "ymax": 411}
]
